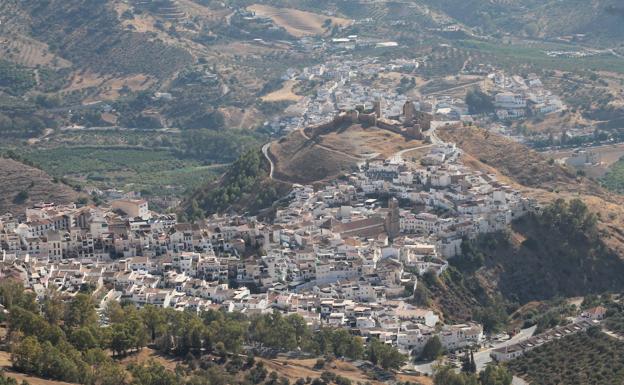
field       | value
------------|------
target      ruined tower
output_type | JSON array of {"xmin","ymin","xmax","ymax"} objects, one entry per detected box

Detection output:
[
  {"xmin": 385, "ymin": 197, "xmax": 400, "ymax": 240},
  {"xmin": 373, "ymin": 99, "xmax": 383, "ymax": 118},
  {"xmin": 403, "ymin": 101, "xmax": 417, "ymax": 123}
]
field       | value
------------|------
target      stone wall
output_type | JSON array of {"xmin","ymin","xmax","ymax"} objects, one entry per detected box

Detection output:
[{"xmin": 304, "ymin": 102, "xmax": 431, "ymax": 141}]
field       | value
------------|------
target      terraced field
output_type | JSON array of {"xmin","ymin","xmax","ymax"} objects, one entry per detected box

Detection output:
[
  {"xmin": 248, "ymin": 4, "xmax": 352, "ymax": 37},
  {"xmin": 0, "ymin": 33, "xmax": 72, "ymax": 69}
]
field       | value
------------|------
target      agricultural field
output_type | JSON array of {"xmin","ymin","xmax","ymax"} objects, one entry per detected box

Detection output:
[
  {"xmin": 61, "ymin": 71, "xmax": 155, "ymax": 102},
  {"xmin": 38, "ymin": 129, "xmax": 181, "ymax": 148},
  {"xmin": 506, "ymin": 330, "xmax": 624, "ymax": 385},
  {"xmin": 17, "ymin": 147, "xmax": 225, "ymax": 198},
  {"xmin": 457, "ymin": 39, "xmax": 624, "ymax": 74},
  {"xmin": 0, "ymin": 33, "xmax": 72, "ymax": 69},
  {"xmin": 0, "ymin": 60, "xmax": 36, "ymax": 96},
  {"xmin": 247, "ymin": 4, "xmax": 352, "ymax": 37}
]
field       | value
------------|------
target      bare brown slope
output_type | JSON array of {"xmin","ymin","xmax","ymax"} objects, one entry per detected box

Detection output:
[
  {"xmin": 269, "ymin": 130, "xmax": 358, "ymax": 184},
  {"xmin": 437, "ymin": 124, "xmax": 624, "ymax": 253},
  {"xmin": 437, "ymin": 125, "xmax": 607, "ymax": 195},
  {"xmin": 0, "ymin": 158, "xmax": 79, "ymax": 215},
  {"xmin": 270, "ymin": 124, "xmax": 425, "ymax": 184}
]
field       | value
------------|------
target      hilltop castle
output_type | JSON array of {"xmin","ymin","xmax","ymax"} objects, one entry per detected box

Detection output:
[{"xmin": 306, "ymin": 100, "xmax": 432, "ymax": 141}]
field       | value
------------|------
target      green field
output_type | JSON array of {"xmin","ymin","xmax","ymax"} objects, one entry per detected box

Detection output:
[
  {"xmin": 458, "ymin": 40, "xmax": 624, "ymax": 74},
  {"xmin": 18, "ymin": 147, "xmax": 225, "ymax": 197}
]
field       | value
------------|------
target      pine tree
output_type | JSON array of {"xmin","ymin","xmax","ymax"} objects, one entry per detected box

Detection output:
[{"xmin": 470, "ymin": 350, "xmax": 477, "ymax": 373}]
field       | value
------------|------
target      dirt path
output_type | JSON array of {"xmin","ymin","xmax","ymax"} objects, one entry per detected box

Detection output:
[
  {"xmin": 422, "ymin": 79, "xmax": 483, "ymax": 96},
  {"xmin": 262, "ymin": 142, "xmax": 276, "ymax": 180},
  {"xmin": 299, "ymin": 128, "xmax": 365, "ymax": 161}
]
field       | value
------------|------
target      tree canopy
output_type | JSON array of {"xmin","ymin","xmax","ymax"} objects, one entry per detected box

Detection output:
[{"xmin": 465, "ymin": 89, "xmax": 494, "ymax": 115}]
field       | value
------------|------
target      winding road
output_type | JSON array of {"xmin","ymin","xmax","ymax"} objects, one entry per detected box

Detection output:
[{"xmin": 262, "ymin": 142, "xmax": 277, "ymax": 180}]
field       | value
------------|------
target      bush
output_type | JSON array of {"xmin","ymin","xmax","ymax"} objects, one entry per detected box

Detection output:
[{"xmin": 13, "ymin": 191, "xmax": 28, "ymax": 204}]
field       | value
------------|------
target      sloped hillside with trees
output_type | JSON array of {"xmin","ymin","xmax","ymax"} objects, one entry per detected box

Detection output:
[
  {"xmin": 420, "ymin": 0, "xmax": 624, "ymax": 44},
  {"xmin": 489, "ymin": 198, "xmax": 624, "ymax": 303},
  {"xmin": 0, "ymin": 155, "xmax": 80, "ymax": 215},
  {"xmin": 507, "ymin": 329, "xmax": 624, "ymax": 385},
  {"xmin": 19, "ymin": 0, "xmax": 192, "ymax": 78},
  {"xmin": 183, "ymin": 149, "xmax": 290, "ymax": 219},
  {"xmin": 413, "ymin": 199, "xmax": 624, "ymax": 330},
  {"xmin": 0, "ymin": 280, "xmax": 408, "ymax": 385}
]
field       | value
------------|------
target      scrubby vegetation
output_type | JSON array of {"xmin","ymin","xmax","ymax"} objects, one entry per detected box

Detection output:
[
  {"xmin": 180, "ymin": 129, "xmax": 267, "ymax": 163},
  {"xmin": 600, "ymin": 156, "xmax": 624, "ymax": 193},
  {"xmin": 460, "ymin": 199, "xmax": 624, "ymax": 303},
  {"xmin": 0, "ymin": 60, "xmax": 36, "ymax": 96},
  {"xmin": 416, "ymin": 199, "xmax": 624, "ymax": 330},
  {"xmin": 23, "ymin": 1, "xmax": 192, "ymax": 78},
  {"xmin": 0, "ymin": 372, "xmax": 25, "ymax": 385},
  {"xmin": 507, "ymin": 329, "xmax": 624, "ymax": 385},
  {"xmin": 465, "ymin": 88, "xmax": 494, "ymax": 115},
  {"xmin": 0, "ymin": 280, "xmax": 405, "ymax": 385},
  {"xmin": 497, "ymin": 198, "xmax": 623, "ymax": 302},
  {"xmin": 433, "ymin": 363, "xmax": 512, "ymax": 385},
  {"xmin": 185, "ymin": 150, "xmax": 288, "ymax": 218},
  {"xmin": 411, "ymin": 264, "xmax": 511, "ymax": 332},
  {"xmin": 0, "ymin": 96, "xmax": 47, "ymax": 137},
  {"xmin": 511, "ymin": 299, "xmax": 577, "ymax": 334}
]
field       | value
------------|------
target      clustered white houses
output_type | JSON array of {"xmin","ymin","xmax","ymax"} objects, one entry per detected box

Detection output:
[
  {"xmin": 0, "ymin": 130, "xmax": 544, "ymax": 359},
  {"xmin": 268, "ymin": 59, "xmax": 567, "ymax": 138},
  {"xmin": 269, "ymin": 57, "xmax": 424, "ymax": 134},
  {"xmin": 492, "ymin": 72, "xmax": 565, "ymax": 121},
  {"xmin": 352, "ymin": 142, "xmax": 538, "ymax": 259},
  {"xmin": 0, "ymin": 198, "xmax": 482, "ymax": 358}
]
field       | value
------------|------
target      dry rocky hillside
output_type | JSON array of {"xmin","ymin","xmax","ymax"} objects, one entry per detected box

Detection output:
[
  {"xmin": 0, "ymin": 158, "xmax": 79, "ymax": 215},
  {"xmin": 437, "ymin": 125, "xmax": 624, "ymax": 255},
  {"xmin": 269, "ymin": 130, "xmax": 357, "ymax": 184},
  {"xmin": 269, "ymin": 123, "xmax": 424, "ymax": 184}
]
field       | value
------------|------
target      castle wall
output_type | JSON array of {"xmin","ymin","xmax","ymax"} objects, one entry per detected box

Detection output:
[{"xmin": 303, "ymin": 102, "xmax": 431, "ymax": 141}]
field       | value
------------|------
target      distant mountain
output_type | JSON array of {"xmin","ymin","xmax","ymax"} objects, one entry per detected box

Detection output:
[
  {"xmin": 419, "ymin": 0, "xmax": 624, "ymax": 43},
  {"xmin": 0, "ymin": 0, "xmax": 193, "ymax": 79}
]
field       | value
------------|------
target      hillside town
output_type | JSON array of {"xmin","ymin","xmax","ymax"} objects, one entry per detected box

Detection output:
[
  {"xmin": 0, "ymin": 114, "xmax": 544, "ymax": 363},
  {"xmin": 267, "ymin": 58, "xmax": 567, "ymax": 142},
  {"xmin": 268, "ymin": 57, "xmax": 424, "ymax": 134},
  {"xmin": 490, "ymin": 72, "xmax": 566, "ymax": 121}
]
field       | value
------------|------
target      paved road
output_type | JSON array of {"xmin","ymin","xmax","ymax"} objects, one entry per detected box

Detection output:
[
  {"xmin": 473, "ymin": 325, "xmax": 537, "ymax": 371},
  {"xmin": 412, "ymin": 325, "xmax": 537, "ymax": 376},
  {"xmin": 429, "ymin": 121, "xmax": 460, "ymax": 145},
  {"xmin": 261, "ymin": 142, "xmax": 276, "ymax": 180}
]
